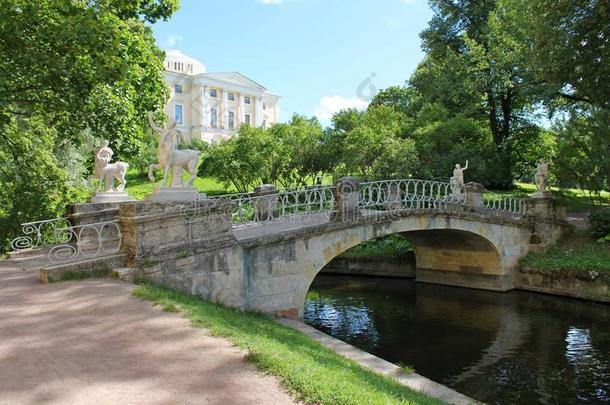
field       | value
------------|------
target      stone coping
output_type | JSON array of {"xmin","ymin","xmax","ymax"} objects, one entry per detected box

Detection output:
[{"xmin": 276, "ymin": 318, "xmax": 481, "ymax": 405}]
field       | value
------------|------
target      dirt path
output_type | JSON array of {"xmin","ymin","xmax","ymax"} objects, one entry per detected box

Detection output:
[{"xmin": 0, "ymin": 260, "xmax": 295, "ymax": 405}]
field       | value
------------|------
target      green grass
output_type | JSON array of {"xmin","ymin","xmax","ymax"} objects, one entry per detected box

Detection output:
[
  {"xmin": 491, "ymin": 182, "xmax": 610, "ymax": 213},
  {"xmin": 132, "ymin": 282, "xmax": 443, "ymax": 405},
  {"xmin": 341, "ymin": 234, "xmax": 413, "ymax": 259},
  {"xmin": 520, "ymin": 232, "xmax": 610, "ymax": 274},
  {"xmin": 124, "ymin": 172, "xmax": 235, "ymax": 200}
]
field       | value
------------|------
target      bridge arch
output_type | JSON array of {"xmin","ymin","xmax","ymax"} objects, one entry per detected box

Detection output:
[{"xmin": 245, "ymin": 213, "xmax": 528, "ymax": 318}]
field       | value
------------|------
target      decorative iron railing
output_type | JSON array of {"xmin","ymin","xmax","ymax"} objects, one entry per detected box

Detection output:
[
  {"xmin": 359, "ymin": 179, "xmax": 466, "ymax": 211},
  {"xmin": 483, "ymin": 193, "xmax": 525, "ymax": 214},
  {"xmin": 11, "ymin": 217, "xmax": 73, "ymax": 251},
  {"xmin": 211, "ymin": 185, "xmax": 335, "ymax": 224},
  {"xmin": 47, "ymin": 220, "xmax": 122, "ymax": 264}
]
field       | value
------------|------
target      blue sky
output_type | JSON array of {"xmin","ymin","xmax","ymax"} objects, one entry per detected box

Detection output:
[{"xmin": 153, "ymin": 0, "xmax": 432, "ymax": 125}]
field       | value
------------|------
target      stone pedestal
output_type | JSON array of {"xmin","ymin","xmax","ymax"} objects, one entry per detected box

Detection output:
[
  {"xmin": 148, "ymin": 186, "xmax": 202, "ymax": 202},
  {"xmin": 465, "ymin": 182, "xmax": 486, "ymax": 209},
  {"xmin": 331, "ymin": 177, "xmax": 361, "ymax": 222},
  {"xmin": 90, "ymin": 191, "xmax": 134, "ymax": 204},
  {"xmin": 386, "ymin": 183, "xmax": 402, "ymax": 210},
  {"xmin": 524, "ymin": 195, "xmax": 565, "ymax": 221},
  {"xmin": 67, "ymin": 202, "xmax": 121, "ymax": 226},
  {"xmin": 531, "ymin": 191, "xmax": 554, "ymax": 199},
  {"xmin": 253, "ymin": 184, "xmax": 278, "ymax": 221}
]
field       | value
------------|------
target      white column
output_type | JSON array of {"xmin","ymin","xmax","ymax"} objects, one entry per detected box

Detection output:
[
  {"xmin": 255, "ymin": 96, "xmax": 263, "ymax": 127},
  {"xmin": 222, "ymin": 89, "xmax": 229, "ymax": 129},
  {"xmin": 238, "ymin": 93, "xmax": 245, "ymax": 126},
  {"xmin": 201, "ymin": 85, "xmax": 207, "ymax": 127}
]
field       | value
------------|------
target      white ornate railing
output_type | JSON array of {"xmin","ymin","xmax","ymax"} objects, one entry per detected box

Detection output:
[
  {"xmin": 212, "ymin": 185, "xmax": 335, "ymax": 224},
  {"xmin": 11, "ymin": 217, "xmax": 73, "ymax": 251},
  {"xmin": 47, "ymin": 220, "xmax": 122, "ymax": 264},
  {"xmin": 359, "ymin": 179, "xmax": 466, "ymax": 210},
  {"xmin": 483, "ymin": 193, "xmax": 525, "ymax": 214}
]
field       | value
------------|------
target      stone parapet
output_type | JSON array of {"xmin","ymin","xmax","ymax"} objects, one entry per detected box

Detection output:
[
  {"xmin": 330, "ymin": 177, "xmax": 361, "ymax": 222},
  {"xmin": 119, "ymin": 198, "xmax": 236, "ymax": 267}
]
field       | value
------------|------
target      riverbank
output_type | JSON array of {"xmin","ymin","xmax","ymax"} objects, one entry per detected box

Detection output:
[
  {"xmin": 517, "ymin": 232, "xmax": 610, "ymax": 302},
  {"xmin": 133, "ymin": 281, "xmax": 444, "ymax": 405}
]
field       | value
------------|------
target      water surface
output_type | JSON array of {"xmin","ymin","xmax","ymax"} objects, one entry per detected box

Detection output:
[{"xmin": 304, "ymin": 275, "xmax": 610, "ymax": 404}]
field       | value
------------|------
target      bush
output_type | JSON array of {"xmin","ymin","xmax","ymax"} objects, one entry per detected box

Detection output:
[{"xmin": 590, "ymin": 208, "xmax": 610, "ymax": 239}]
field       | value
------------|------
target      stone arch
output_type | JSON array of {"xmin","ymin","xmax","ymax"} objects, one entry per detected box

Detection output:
[{"xmin": 289, "ymin": 215, "xmax": 520, "ymax": 318}]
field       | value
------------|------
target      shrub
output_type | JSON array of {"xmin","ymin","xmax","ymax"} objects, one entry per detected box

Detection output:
[{"xmin": 590, "ymin": 208, "xmax": 610, "ymax": 239}]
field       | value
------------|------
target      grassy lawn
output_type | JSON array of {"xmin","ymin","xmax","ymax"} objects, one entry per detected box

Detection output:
[
  {"xmin": 491, "ymin": 182, "xmax": 610, "ymax": 213},
  {"xmin": 341, "ymin": 234, "xmax": 412, "ymax": 259},
  {"xmin": 520, "ymin": 231, "xmax": 610, "ymax": 275},
  {"xmin": 124, "ymin": 171, "xmax": 235, "ymax": 200},
  {"xmin": 132, "ymin": 282, "xmax": 444, "ymax": 405}
]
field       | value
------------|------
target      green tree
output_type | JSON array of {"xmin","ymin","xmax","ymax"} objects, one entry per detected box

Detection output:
[{"xmin": 0, "ymin": 0, "xmax": 178, "ymax": 249}]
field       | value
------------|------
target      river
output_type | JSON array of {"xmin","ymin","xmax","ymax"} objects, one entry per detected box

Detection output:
[{"xmin": 304, "ymin": 275, "xmax": 610, "ymax": 404}]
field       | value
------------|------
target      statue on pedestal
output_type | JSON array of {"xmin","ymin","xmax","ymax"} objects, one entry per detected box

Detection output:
[
  {"xmin": 147, "ymin": 112, "xmax": 200, "ymax": 188},
  {"xmin": 450, "ymin": 160, "xmax": 468, "ymax": 196},
  {"xmin": 95, "ymin": 140, "xmax": 129, "ymax": 192},
  {"xmin": 534, "ymin": 158, "xmax": 549, "ymax": 194}
]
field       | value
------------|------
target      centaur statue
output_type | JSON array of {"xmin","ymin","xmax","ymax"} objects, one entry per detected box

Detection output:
[
  {"xmin": 147, "ymin": 112, "xmax": 200, "ymax": 187},
  {"xmin": 95, "ymin": 139, "xmax": 129, "ymax": 192}
]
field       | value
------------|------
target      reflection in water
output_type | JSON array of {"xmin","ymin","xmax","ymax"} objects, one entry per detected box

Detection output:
[{"xmin": 304, "ymin": 275, "xmax": 610, "ymax": 404}]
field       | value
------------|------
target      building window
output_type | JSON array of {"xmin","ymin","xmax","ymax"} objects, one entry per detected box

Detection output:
[
  {"xmin": 244, "ymin": 114, "xmax": 251, "ymax": 125},
  {"xmin": 263, "ymin": 103, "xmax": 267, "ymax": 110},
  {"xmin": 228, "ymin": 111, "xmax": 235, "ymax": 130},
  {"xmin": 228, "ymin": 92, "xmax": 235, "ymax": 101},
  {"xmin": 174, "ymin": 103, "xmax": 183, "ymax": 125},
  {"xmin": 210, "ymin": 89, "xmax": 217, "ymax": 97},
  {"xmin": 244, "ymin": 96, "xmax": 251, "ymax": 104},
  {"xmin": 175, "ymin": 84, "xmax": 182, "ymax": 94},
  {"xmin": 262, "ymin": 119, "xmax": 267, "ymax": 128},
  {"xmin": 210, "ymin": 108, "xmax": 218, "ymax": 128}
]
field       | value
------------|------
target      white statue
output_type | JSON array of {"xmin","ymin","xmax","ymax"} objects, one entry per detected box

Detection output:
[
  {"xmin": 147, "ymin": 112, "xmax": 200, "ymax": 188},
  {"xmin": 450, "ymin": 160, "xmax": 468, "ymax": 194},
  {"xmin": 535, "ymin": 158, "xmax": 549, "ymax": 193},
  {"xmin": 95, "ymin": 140, "xmax": 128, "ymax": 192}
]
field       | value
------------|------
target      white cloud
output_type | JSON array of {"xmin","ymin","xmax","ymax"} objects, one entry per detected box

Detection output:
[
  {"xmin": 258, "ymin": 0, "xmax": 283, "ymax": 4},
  {"xmin": 314, "ymin": 96, "xmax": 369, "ymax": 122},
  {"xmin": 166, "ymin": 34, "xmax": 184, "ymax": 47}
]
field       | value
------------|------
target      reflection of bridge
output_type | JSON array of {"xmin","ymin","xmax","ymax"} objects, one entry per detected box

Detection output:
[{"xmin": 13, "ymin": 178, "xmax": 566, "ymax": 318}]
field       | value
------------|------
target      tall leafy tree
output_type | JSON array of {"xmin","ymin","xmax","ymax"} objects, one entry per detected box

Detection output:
[{"xmin": 0, "ymin": 0, "xmax": 178, "ymax": 249}]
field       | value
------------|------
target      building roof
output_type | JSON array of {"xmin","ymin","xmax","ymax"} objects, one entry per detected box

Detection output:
[{"xmin": 164, "ymin": 49, "xmax": 206, "ymax": 75}]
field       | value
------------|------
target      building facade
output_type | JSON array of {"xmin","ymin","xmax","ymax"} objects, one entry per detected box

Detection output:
[{"xmin": 163, "ymin": 50, "xmax": 280, "ymax": 143}]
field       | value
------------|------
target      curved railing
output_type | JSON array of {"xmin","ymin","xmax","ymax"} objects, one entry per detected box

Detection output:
[
  {"xmin": 210, "ymin": 185, "xmax": 335, "ymax": 224},
  {"xmin": 359, "ymin": 179, "xmax": 466, "ymax": 210},
  {"xmin": 483, "ymin": 193, "xmax": 525, "ymax": 214},
  {"xmin": 11, "ymin": 217, "xmax": 73, "ymax": 251},
  {"xmin": 48, "ymin": 220, "xmax": 122, "ymax": 264}
]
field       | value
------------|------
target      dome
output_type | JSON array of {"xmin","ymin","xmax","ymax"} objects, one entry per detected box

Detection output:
[{"xmin": 164, "ymin": 49, "xmax": 206, "ymax": 75}]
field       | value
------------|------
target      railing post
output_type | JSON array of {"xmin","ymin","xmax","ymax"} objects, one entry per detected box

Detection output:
[
  {"xmin": 253, "ymin": 184, "xmax": 278, "ymax": 221},
  {"xmin": 386, "ymin": 183, "xmax": 402, "ymax": 210},
  {"xmin": 524, "ymin": 194, "xmax": 566, "ymax": 221},
  {"xmin": 331, "ymin": 177, "xmax": 361, "ymax": 222},
  {"xmin": 465, "ymin": 182, "xmax": 486, "ymax": 210}
]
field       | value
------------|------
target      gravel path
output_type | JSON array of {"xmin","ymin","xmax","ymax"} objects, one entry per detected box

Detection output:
[{"xmin": 0, "ymin": 260, "xmax": 295, "ymax": 405}]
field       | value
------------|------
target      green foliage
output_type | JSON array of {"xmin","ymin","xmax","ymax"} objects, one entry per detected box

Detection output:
[
  {"xmin": 0, "ymin": 0, "xmax": 178, "ymax": 249},
  {"xmin": 200, "ymin": 115, "xmax": 334, "ymax": 192},
  {"xmin": 0, "ymin": 117, "xmax": 88, "ymax": 250},
  {"xmin": 520, "ymin": 232, "xmax": 610, "ymax": 273},
  {"xmin": 132, "ymin": 282, "xmax": 442, "ymax": 405},
  {"xmin": 590, "ymin": 209, "xmax": 610, "ymax": 240},
  {"xmin": 342, "ymin": 235, "xmax": 412, "ymax": 259},
  {"xmin": 554, "ymin": 108, "xmax": 610, "ymax": 200}
]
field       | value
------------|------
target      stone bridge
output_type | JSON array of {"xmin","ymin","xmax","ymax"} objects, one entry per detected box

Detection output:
[{"xmin": 20, "ymin": 178, "xmax": 566, "ymax": 318}]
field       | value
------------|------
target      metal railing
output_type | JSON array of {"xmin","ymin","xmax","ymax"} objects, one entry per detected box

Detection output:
[
  {"xmin": 210, "ymin": 185, "xmax": 335, "ymax": 224},
  {"xmin": 47, "ymin": 220, "xmax": 122, "ymax": 264},
  {"xmin": 11, "ymin": 217, "xmax": 73, "ymax": 251},
  {"xmin": 483, "ymin": 193, "xmax": 525, "ymax": 214},
  {"xmin": 359, "ymin": 179, "xmax": 466, "ymax": 211}
]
